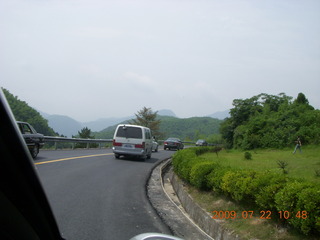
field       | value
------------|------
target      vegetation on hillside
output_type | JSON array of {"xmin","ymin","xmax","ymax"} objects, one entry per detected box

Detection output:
[
  {"xmin": 94, "ymin": 115, "xmax": 222, "ymax": 141},
  {"xmin": 158, "ymin": 115, "xmax": 222, "ymax": 141},
  {"xmin": 220, "ymin": 93, "xmax": 320, "ymax": 149},
  {"xmin": 2, "ymin": 88, "xmax": 56, "ymax": 136}
]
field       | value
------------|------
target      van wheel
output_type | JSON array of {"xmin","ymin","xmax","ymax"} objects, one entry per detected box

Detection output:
[{"xmin": 115, "ymin": 154, "xmax": 120, "ymax": 159}]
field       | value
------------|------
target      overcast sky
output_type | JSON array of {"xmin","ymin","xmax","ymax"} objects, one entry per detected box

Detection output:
[{"xmin": 1, "ymin": 0, "xmax": 319, "ymax": 122}]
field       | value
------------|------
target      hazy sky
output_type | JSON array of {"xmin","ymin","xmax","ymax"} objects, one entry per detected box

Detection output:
[{"xmin": 1, "ymin": 0, "xmax": 319, "ymax": 121}]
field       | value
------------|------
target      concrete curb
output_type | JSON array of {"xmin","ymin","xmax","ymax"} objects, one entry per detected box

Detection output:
[
  {"xmin": 147, "ymin": 158, "xmax": 241, "ymax": 240},
  {"xmin": 169, "ymin": 169, "xmax": 241, "ymax": 240},
  {"xmin": 147, "ymin": 159, "xmax": 212, "ymax": 240}
]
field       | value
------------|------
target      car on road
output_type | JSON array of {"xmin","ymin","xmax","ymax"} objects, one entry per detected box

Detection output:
[
  {"xmin": 113, "ymin": 124, "xmax": 153, "ymax": 160},
  {"xmin": 195, "ymin": 139, "xmax": 208, "ymax": 146},
  {"xmin": 152, "ymin": 139, "xmax": 159, "ymax": 152},
  {"xmin": 17, "ymin": 121, "xmax": 44, "ymax": 158},
  {"xmin": 164, "ymin": 138, "xmax": 184, "ymax": 150}
]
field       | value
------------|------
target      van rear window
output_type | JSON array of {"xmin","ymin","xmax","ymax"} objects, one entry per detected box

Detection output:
[{"xmin": 116, "ymin": 126, "xmax": 142, "ymax": 139}]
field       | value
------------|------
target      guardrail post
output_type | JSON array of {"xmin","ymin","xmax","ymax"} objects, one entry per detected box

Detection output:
[
  {"xmin": 72, "ymin": 142, "xmax": 74, "ymax": 150},
  {"xmin": 54, "ymin": 141, "xmax": 57, "ymax": 150},
  {"xmin": 99, "ymin": 143, "xmax": 101, "ymax": 149},
  {"xmin": 86, "ymin": 142, "xmax": 89, "ymax": 149}
]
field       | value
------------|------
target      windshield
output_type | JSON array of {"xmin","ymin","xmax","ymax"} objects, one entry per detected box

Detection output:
[{"xmin": 116, "ymin": 126, "xmax": 142, "ymax": 139}]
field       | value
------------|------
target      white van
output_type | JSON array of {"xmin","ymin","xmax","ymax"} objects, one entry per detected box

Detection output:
[{"xmin": 112, "ymin": 124, "xmax": 153, "ymax": 160}]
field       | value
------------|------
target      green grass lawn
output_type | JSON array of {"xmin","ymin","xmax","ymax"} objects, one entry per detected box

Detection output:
[
  {"xmin": 202, "ymin": 145, "xmax": 320, "ymax": 184},
  {"xmin": 183, "ymin": 145, "xmax": 320, "ymax": 239}
]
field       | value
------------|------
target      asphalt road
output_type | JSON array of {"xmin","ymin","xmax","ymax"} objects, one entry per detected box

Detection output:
[{"xmin": 34, "ymin": 148, "xmax": 175, "ymax": 240}]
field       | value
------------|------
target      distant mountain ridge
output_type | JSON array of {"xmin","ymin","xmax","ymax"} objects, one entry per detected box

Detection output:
[
  {"xmin": 207, "ymin": 110, "xmax": 230, "ymax": 120},
  {"xmin": 46, "ymin": 114, "xmax": 83, "ymax": 137},
  {"xmin": 40, "ymin": 109, "xmax": 228, "ymax": 137}
]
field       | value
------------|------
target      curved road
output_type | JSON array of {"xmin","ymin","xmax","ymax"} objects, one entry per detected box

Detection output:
[{"xmin": 34, "ymin": 148, "xmax": 175, "ymax": 240}]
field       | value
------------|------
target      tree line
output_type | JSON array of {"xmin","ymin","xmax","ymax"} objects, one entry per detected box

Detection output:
[{"xmin": 220, "ymin": 92, "xmax": 320, "ymax": 149}]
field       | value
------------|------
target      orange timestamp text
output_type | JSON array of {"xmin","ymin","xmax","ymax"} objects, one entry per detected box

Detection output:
[{"xmin": 211, "ymin": 210, "xmax": 308, "ymax": 220}]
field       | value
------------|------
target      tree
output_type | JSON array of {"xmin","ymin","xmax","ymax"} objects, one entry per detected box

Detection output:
[
  {"xmin": 220, "ymin": 92, "xmax": 319, "ymax": 149},
  {"xmin": 75, "ymin": 127, "xmax": 97, "ymax": 148},
  {"xmin": 130, "ymin": 107, "xmax": 162, "ymax": 139},
  {"xmin": 294, "ymin": 92, "xmax": 309, "ymax": 105}
]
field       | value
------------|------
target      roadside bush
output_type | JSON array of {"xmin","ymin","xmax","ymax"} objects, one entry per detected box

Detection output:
[
  {"xmin": 194, "ymin": 146, "xmax": 212, "ymax": 156},
  {"xmin": 293, "ymin": 186, "xmax": 320, "ymax": 235},
  {"xmin": 172, "ymin": 148, "xmax": 320, "ymax": 235},
  {"xmin": 172, "ymin": 148, "xmax": 196, "ymax": 180},
  {"xmin": 221, "ymin": 170, "xmax": 257, "ymax": 202},
  {"xmin": 275, "ymin": 181, "xmax": 315, "ymax": 234},
  {"xmin": 275, "ymin": 181, "xmax": 312, "ymax": 213},
  {"xmin": 179, "ymin": 156, "xmax": 203, "ymax": 182},
  {"xmin": 253, "ymin": 172, "xmax": 289, "ymax": 210},
  {"xmin": 172, "ymin": 147, "xmax": 214, "ymax": 182},
  {"xmin": 189, "ymin": 162, "xmax": 218, "ymax": 190},
  {"xmin": 207, "ymin": 165, "xmax": 232, "ymax": 193}
]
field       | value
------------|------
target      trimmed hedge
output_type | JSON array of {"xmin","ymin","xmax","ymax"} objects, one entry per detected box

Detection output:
[
  {"xmin": 190, "ymin": 162, "xmax": 219, "ymax": 190},
  {"xmin": 172, "ymin": 147, "xmax": 320, "ymax": 236}
]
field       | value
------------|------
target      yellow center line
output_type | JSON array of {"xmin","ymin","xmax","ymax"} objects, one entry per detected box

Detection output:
[{"xmin": 35, "ymin": 153, "xmax": 113, "ymax": 165}]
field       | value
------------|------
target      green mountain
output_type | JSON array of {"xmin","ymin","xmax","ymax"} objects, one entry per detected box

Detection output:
[
  {"xmin": 94, "ymin": 115, "xmax": 222, "ymax": 141},
  {"xmin": 2, "ymin": 88, "xmax": 56, "ymax": 136}
]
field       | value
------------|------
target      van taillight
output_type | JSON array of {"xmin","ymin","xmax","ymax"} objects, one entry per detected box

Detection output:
[
  {"xmin": 135, "ymin": 142, "xmax": 145, "ymax": 148},
  {"xmin": 113, "ymin": 140, "xmax": 122, "ymax": 146}
]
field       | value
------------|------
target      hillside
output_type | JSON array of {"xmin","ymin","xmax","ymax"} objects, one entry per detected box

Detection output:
[
  {"xmin": 94, "ymin": 115, "xmax": 222, "ymax": 141},
  {"xmin": 2, "ymin": 88, "xmax": 56, "ymax": 136}
]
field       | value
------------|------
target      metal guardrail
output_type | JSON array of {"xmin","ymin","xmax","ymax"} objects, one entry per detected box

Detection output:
[
  {"xmin": 43, "ymin": 136, "xmax": 113, "ymax": 150},
  {"xmin": 43, "ymin": 136, "xmax": 220, "ymax": 150}
]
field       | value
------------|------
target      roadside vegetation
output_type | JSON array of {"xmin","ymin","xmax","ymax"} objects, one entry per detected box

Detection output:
[
  {"xmin": 172, "ymin": 93, "xmax": 320, "ymax": 239},
  {"xmin": 172, "ymin": 146, "xmax": 320, "ymax": 239},
  {"xmin": 220, "ymin": 92, "xmax": 320, "ymax": 149}
]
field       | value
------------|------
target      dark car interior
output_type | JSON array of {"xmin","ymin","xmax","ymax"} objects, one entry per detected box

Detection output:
[{"xmin": 0, "ymin": 90, "xmax": 64, "ymax": 240}]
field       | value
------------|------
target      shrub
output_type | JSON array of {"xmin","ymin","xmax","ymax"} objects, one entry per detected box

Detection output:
[
  {"xmin": 274, "ymin": 181, "xmax": 319, "ymax": 235},
  {"xmin": 194, "ymin": 146, "xmax": 212, "ymax": 156},
  {"xmin": 293, "ymin": 186, "xmax": 320, "ymax": 235},
  {"xmin": 253, "ymin": 171, "xmax": 289, "ymax": 209},
  {"xmin": 179, "ymin": 156, "xmax": 201, "ymax": 182},
  {"xmin": 277, "ymin": 160, "xmax": 289, "ymax": 174},
  {"xmin": 172, "ymin": 148, "xmax": 196, "ymax": 180},
  {"xmin": 275, "ymin": 181, "xmax": 311, "ymax": 213},
  {"xmin": 206, "ymin": 165, "xmax": 232, "ymax": 193},
  {"xmin": 189, "ymin": 162, "xmax": 218, "ymax": 190},
  {"xmin": 221, "ymin": 170, "xmax": 257, "ymax": 202},
  {"xmin": 244, "ymin": 151, "xmax": 252, "ymax": 160}
]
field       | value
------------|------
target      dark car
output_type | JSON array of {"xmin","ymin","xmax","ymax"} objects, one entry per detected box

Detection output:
[
  {"xmin": 164, "ymin": 138, "xmax": 184, "ymax": 150},
  {"xmin": 17, "ymin": 121, "xmax": 44, "ymax": 158},
  {"xmin": 195, "ymin": 139, "xmax": 208, "ymax": 146}
]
